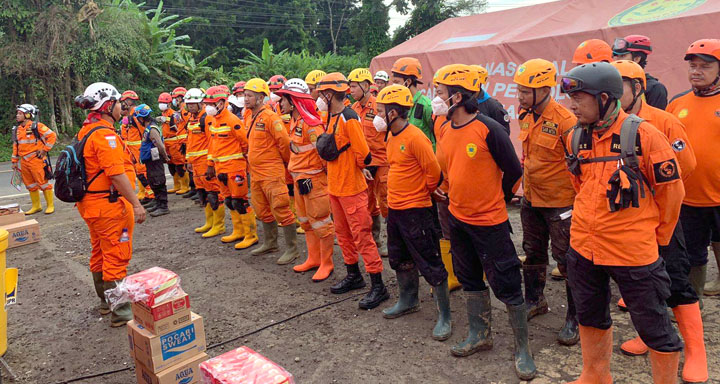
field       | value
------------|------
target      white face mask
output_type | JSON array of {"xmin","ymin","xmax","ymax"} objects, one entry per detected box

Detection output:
[
  {"xmin": 431, "ymin": 96, "xmax": 449, "ymax": 116},
  {"xmin": 316, "ymin": 96, "xmax": 328, "ymax": 112},
  {"xmin": 158, "ymin": 103, "xmax": 168, "ymax": 111},
  {"xmin": 205, "ymin": 105, "xmax": 218, "ymax": 116},
  {"xmin": 270, "ymin": 92, "xmax": 281, "ymax": 103},
  {"xmin": 373, "ymin": 115, "xmax": 387, "ymax": 132},
  {"xmin": 237, "ymin": 97, "xmax": 245, "ymax": 108},
  {"xmin": 172, "ymin": 99, "xmax": 178, "ymax": 107},
  {"xmin": 263, "ymin": 96, "xmax": 270, "ymax": 104}
]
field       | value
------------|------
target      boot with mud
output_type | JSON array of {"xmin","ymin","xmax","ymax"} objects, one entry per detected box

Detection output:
[
  {"xmin": 382, "ymin": 267, "xmax": 420, "ymax": 318},
  {"xmin": 330, "ymin": 263, "xmax": 366, "ymax": 294},
  {"xmin": 104, "ymin": 281, "xmax": 132, "ymax": 327},
  {"xmin": 523, "ymin": 264, "xmax": 549, "ymax": 320},
  {"xmin": 251, "ymin": 221, "xmax": 278, "ymax": 255},
  {"xmin": 276, "ymin": 224, "xmax": 300, "ymax": 265},
  {"xmin": 359, "ymin": 272, "xmax": 389, "ymax": 309},
  {"xmin": 432, "ymin": 279, "xmax": 452, "ymax": 341},
  {"xmin": 92, "ymin": 272, "xmax": 110, "ymax": 315},
  {"xmin": 558, "ymin": 282, "xmax": 579, "ymax": 346},
  {"xmin": 649, "ymin": 349, "xmax": 681, "ymax": 384},
  {"xmin": 568, "ymin": 326, "xmax": 613, "ymax": 384},
  {"xmin": 293, "ymin": 229, "xmax": 320, "ymax": 272},
  {"xmin": 202, "ymin": 205, "xmax": 226, "ymax": 238},
  {"xmin": 312, "ymin": 234, "xmax": 334, "ymax": 282},
  {"xmin": 507, "ymin": 303, "xmax": 537, "ymax": 380},
  {"xmin": 673, "ymin": 302, "xmax": 708, "ymax": 383},
  {"xmin": 689, "ymin": 265, "xmax": 706, "ymax": 309},
  {"xmin": 195, "ymin": 205, "xmax": 213, "ymax": 233},
  {"xmin": 451, "ymin": 290, "xmax": 493, "ymax": 357},
  {"xmin": 235, "ymin": 212, "xmax": 259, "ymax": 250},
  {"xmin": 371, "ymin": 215, "xmax": 388, "ymax": 257},
  {"xmin": 704, "ymin": 242, "xmax": 720, "ymax": 296}
]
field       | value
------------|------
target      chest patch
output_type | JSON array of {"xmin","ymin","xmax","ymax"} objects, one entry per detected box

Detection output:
[
  {"xmin": 365, "ymin": 112, "xmax": 376, "ymax": 121},
  {"xmin": 541, "ymin": 121, "xmax": 558, "ymax": 136},
  {"xmin": 273, "ymin": 120, "xmax": 284, "ymax": 132},
  {"xmin": 609, "ymin": 133, "xmax": 642, "ymax": 155},
  {"xmin": 255, "ymin": 122, "xmax": 265, "ymax": 131},
  {"xmin": 677, "ymin": 108, "xmax": 688, "ymax": 119},
  {"xmin": 400, "ymin": 143, "xmax": 406, "ymax": 153},
  {"xmin": 521, "ymin": 122, "xmax": 530, "ymax": 131},
  {"xmin": 294, "ymin": 125, "xmax": 303, "ymax": 137},
  {"xmin": 466, "ymin": 143, "xmax": 478, "ymax": 158}
]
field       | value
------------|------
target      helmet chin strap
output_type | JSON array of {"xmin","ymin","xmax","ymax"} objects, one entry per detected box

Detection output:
[
  {"xmin": 624, "ymin": 80, "xmax": 644, "ymax": 112},
  {"xmin": 518, "ymin": 89, "xmax": 550, "ymax": 120}
]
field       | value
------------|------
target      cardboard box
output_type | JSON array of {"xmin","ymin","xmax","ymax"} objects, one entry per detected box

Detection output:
[
  {"xmin": 2, "ymin": 219, "xmax": 40, "ymax": 248},
  {"xmin": 135, "ymin": 352, "xmax": 208, "ymax": 384},
  {"xmin": 132, "ymin": 292, "xmax": 191, "ymax": 335},
  {"xmin": 128, "ymin": 313, "xmax": 207, "ymax": 373},
  {"xmin": 0, "ymin": 203, "xmax": 21, "ymax": 215},
  {"xmin": 0, "ymin": 212, "xmax": 25, "ymax": 227}
]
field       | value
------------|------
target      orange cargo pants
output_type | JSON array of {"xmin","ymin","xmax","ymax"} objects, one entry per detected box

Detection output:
[
  {"xmin": 294, "ymin": 173, "xmax": 334, "ymax": 238},
  {"xmin": 251, "ymin": 177, "xmax": 295, "ymax": 226},
  {"xmin": 330, "ymin": 191, "xmax": 383, "ymax": 273},
  {"xmin": 86, "ymin": 200, "xmax": 135, "ymax": 281},
  {"xmin": 20, "ymin": 156, "xmax": 52, "ymax": 192},
  {"xmin": 367, "ymin": 165, "xmax": 388, "ymax": 218}
]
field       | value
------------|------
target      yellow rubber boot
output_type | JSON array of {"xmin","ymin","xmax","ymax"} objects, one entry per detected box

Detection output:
[
  {"xmin": 43, "ymin": 189, "xmax": 55, "ymax": 214},
  {"xmin": 167, "ymin": 174, "xmax": 180, "ymax": 193},
  {"xmin": 221, "ymin": 210, "xmax": 244, "ymax": 243},
  {"xmin": 290, "ymin": 197, "xmax": 305, "ymax": 234},
  {"xmin": 26, "ymin": 191, "xmax": 42, "ymax": 215},
  {"xmin": 136, "ymin": 180, "xmax": 146, "ymax": 200},
  {"xmin": 195, "ymin": 204, "xmax": 214, "ymax": 233},
  {"xmin": 236, "ymin": 211, "xmax": 259, "ymax": 249},
  {"xmin": 202, "ymin": 205, "xmax": 226, "ymax": 238},
  {"xmin": 440, "ymin": 239, "xmax": 461, "ymax": 291},
  {"xmin": 176, "ymin": 173, "xmax": 190, "ymax": 195}
]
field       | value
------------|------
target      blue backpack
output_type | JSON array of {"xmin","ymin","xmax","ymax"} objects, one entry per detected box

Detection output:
[{"xmin": 54, "ymin": 126, "xmax": 113, "ymax": 203}]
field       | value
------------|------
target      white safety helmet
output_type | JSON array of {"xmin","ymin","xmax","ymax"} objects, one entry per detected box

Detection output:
[
  {"xmin": 227, "ymin": 94, "xmax": 245, "ymax": 109},
  {"xmin": 374, "ymin": 71, "xmax": 390, "ymax": 82},
  {"xmin": 184, "ymin": 88, "xmax": 205, "ymax": 104},
  {"xmin": 282, "ymin": 78, "xmax": 311, "ymax": 94},
  {"xmin": 16, "ymin": 104, "xmax": 38, "ymax": 119},
  {"xmin": 75, "ymin": 82, "xmax": 121, "ymax": 111}
]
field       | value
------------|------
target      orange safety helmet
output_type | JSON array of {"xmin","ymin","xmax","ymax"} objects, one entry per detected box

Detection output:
[
  {"xmin": 684, "ymin": 39, "xmax": 720, "ymax": 62},
  {"xmin": 267, "ymin": 75, "xmax": 287, "ymax": 90},
  {"xmin": 203, "ymin": 85, "xmax": 230, "ymax": 102},
  {"xmin": 316, "ymin": 72, "xmax": 350, "ymax": 93},
  {"xmin": 121, "ymin": 90, "xmax": 139, "ymax": 101},
  {"xmin": 392, "ymin": 57, "xmax": 423, "ymax": 82},
  {"xmin": 158, "ymin": 92, "xmax": 172, "ymax": 103},
  {"xmin": 232, "ymin": 81, "xmax": 246, "ymax": 94},
  {"xmin": 514, "ymin": 59, "xmax": 557, "ymax": 88},
  {"xmin": 610, "ymin": 60, "xmax": 647, "ymax": 89},
  {"xmin": 572, "ymin": 39, "xmax": 613, "ymax": 64},
  {"xmin": 433, "ymin": 64, "xmax": 480, "ymax": 92},
  {"xmin": 171, "ymin": 87, "xmax": 187, "ymax": 97},
  {"xmin": 376, "ymin": 84, "xmax": 414, "ymax": 107},
  {"xmin": 470, "ymin": 65, "xmax": 488, "ymax": 85}
]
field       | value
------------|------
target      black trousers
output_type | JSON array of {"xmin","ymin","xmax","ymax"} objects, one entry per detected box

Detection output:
[
  {"xmin": 448, "ymin": 213, "xmax": 523, "ymax": 306},
  {"xmin": 387, "ymin": 207, "xmax": 447, "ymax": 287},
  {"xmin": 167, "ymin": 163, "xmax": 185, "ymax": 177},
  {"xmin": 145, "ymin": 159, "xmax": 168, "ymax": 208},
  {"xmin": 520, "ymin": 199, "xmax": 572, "ymax": 275},
  {"xmin": 680, "ymin": 204, "xmax": 720, "ymax": 267},
  {"xmin": 662, "ymin": 223, "xmax": 699, "ymax": 307},
  {"xmin": 567, "ymin": 248, "xmax": 682, "ymax": 352}
]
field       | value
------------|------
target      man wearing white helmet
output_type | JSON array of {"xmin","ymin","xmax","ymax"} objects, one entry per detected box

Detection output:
[
  {"xmin": 374, "ymin": 71, "xmax": 390, "ymax": 92},
  {"xmin": 73, "ymin": 82, "xmax": 146, "ymax": 327},
  {"xmin": 227, "ymin": 94, "xmax": 245, "ymax": 120},
  {"xmin": 12, "ymin": 104, "xmax": 57, "ymax": 214}
]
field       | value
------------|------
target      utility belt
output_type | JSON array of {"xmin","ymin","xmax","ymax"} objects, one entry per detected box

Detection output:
[{"xmin": 86, "ymin": 188, "xmax": 121, "ymax": 203}]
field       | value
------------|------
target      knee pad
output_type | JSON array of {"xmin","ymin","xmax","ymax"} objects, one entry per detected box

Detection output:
[
  {"xmin": 197, "ymin": 189, "xmax": 207, "ymax": 205},
  {"xmin": 207, "ymin": 192, "xmax": 220, "ymax": 210},
  {"xmin": 168, "ymin": 164, "xmax": 176, "ymax": 175},
  {"xmin": 224, "ymin": 197, "xmax": 234, "ymax": 210},
  {"xmin": 137, "ymin": 174, "xmax": 149, "ymax": 187},
  {"xmin": 232, "ymin": 198, "xmax": 249, "ymax": 214}
]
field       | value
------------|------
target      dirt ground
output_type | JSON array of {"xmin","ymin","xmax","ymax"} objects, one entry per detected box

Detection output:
[{"xmin": 4, "ymin": 193, "xmax": 720, "ymax": 384}]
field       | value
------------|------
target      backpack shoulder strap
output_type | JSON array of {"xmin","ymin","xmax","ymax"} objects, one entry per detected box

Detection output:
[
  {"xmin": 31, "ymin": 121, "xmax": 46, "ymax": 145},
  {"xmin": 620, "ymin": 114, "xmax": 643, "ymax": 169},
  {"xmin": 199, "ymin": 115, "xmax": 207, "ymax": 133},
  {"xmin": 570, "ymin": 125, "xmax": 584, "ymax": 157}
]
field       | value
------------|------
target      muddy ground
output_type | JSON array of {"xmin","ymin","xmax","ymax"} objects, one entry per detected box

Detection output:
[{"xmin": 4, "ymin": 193, "xmax": 720, "ymax": 384}]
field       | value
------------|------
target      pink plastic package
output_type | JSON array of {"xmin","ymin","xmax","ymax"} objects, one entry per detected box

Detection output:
[
  {"xmin": 105, "ymin": 266, "xmax": 182, "ymax": 310},
  {"xmin": 199, "ymin": 346, "xmax": 295, "ymax": 384}
]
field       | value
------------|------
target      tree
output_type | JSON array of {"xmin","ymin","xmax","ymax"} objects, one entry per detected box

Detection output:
[
  {"xmin": 348, "ymin": 0, "xmax": 391, "ymax": 58},
  {"xmin": 391, "ymin": 0, "xmax": 487, "ymax": 46}
]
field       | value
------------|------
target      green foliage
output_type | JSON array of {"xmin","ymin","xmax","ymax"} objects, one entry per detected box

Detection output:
[{"xmin": 391, "ymin": 0, "xmax": 487, "ymax": 45}]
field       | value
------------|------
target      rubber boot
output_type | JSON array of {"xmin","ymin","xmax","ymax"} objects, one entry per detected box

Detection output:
[
  {"xmin": 146, "ymin": 200, "xmax": 160, "ymax": 213},
  {"xmin": 507, "ymin": 303, "xmax": 537, "ymax": 380},
  {"xmin": 176, "ymin": 173, "xmax": 190, "ymax": 194},
  {"xmin": 673, "ymin": 303, "xmax": 708, "ymax": 383},
  {"xmin": 568, "ymin": 326, "xmax": 613, "ymax": 384},
  {"xmin": 432, "ymin": 279, "xmax": 452, "ymax": 341},
  {"xmin": 440, "ymin": 239, "xmax": 462, "ymax": 291},
  {"xmin": 371, "ymin": 215, "xmax": 388, "ymax": 257},
  {"xmin": 689, "ymin": 265, "xmax": 706, "ymax": 310},
  {"xmin": 104, "ymin": 280, "xmax": 132, "ymax": 327},
  {"xmin": 382, "ymin": 268, "xmax": 420, "ymax": 319},
  {"xmin": 195, "ymin": 204, "xmax": 213, "ymax": 233},
  {"xmin": 312, "ymin": 235, "xmax": 334, "ymax": 282},
  {"xmin": 251, "ymin": 221, "xmax": 279, "ymax": 255},
  {"xmin": 202, "ymin": 206, "xmax": 226, "ymax": 238},
  {"xmin": 43, "ymin": 189, "xmax": 55, "ymax": 214},
  {"xmin": 235, "ymin": 211, "xmax": 259, "ymax": 250},
  {"xmin": 617, "ymin": 297, "xmax": 628, "ymax": 311},
  {"xmin": 704, "ymin": 242, "xmax": 720, "ymax": 296},
  {"xmin": 294, "ymin": 229, "xmax": 320, "ymax": 272},
  {"xmin": 551, "ymin": 266, "xmax": 563, "ymax": 280},
  {"xmin": 359, "ymin": 272, "xmax": 389, "ymax": 309},
  {"xmin": 181, "ymin": 188, "xmax": 197, "ymax": 198},
  {"xmin": 558, "ymin": 281, "xmax": 579, "ymax": 346},
  {"xmin": 92, "ymin": 272, "xmax": 110, "ymax": 315},
  {"xmin": 141, "ymin": 196, "xmax": 156, "ymax": 207},
  {"xmin": 523, "ymin": 264, "xmax": 549, "ymax": 320},
  {"xmin": 277, "ymin": 224, "xmax": 300, "ymax": 265},
  {"xmin": 451, "ymin": 290, "xmax": 493, "ymax": 357},
  {"xmin": 167, "ymin": 174, "xmax": 180, "ymax": 193},
  {"xmin": 136, "ymin": 181, "xmax": 146, "ymax": 200},
  {"xmin": 221, "ymin": 211, "xmax": 244, "ymax": 243},
  {"xmin": 620, "ymin": 335, "xmax": 648, "ymax": 356},
  {"xmin": 649, "ymin": 349, "xmax": 681, "ymax": 384},
  {"xmin": 149, "ymin": 203, "xmax": 169, "ymax": 217},
  {"xmin": 330, "ymin": 263, "xmax": 366, "ymax": 294},
  {"xmin": 26, "ymin": 190, "xmax": 42, "ymax": 214}
]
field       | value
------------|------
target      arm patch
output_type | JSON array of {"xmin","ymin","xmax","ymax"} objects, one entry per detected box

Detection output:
[{"xmin": 653, "ymin": 158, "xmax": 680, "ymax": 183}]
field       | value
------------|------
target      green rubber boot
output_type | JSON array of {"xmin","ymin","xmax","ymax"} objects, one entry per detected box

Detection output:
[
  {"xmin": 382, "ymin": 268, "xmax": 420, "ymax": 319},
  {"xmin": 104, "ymin": 280, "xmax": 132, "ymax": 327},
  {"xmin": 689, "ymin": 265, "xmax": 707, "ymax": 310},
  {"xmin": 507, "ymin": 303, "xmax": 537, "ymax": 380},
  {"xmin": 451, "ymin": 290, "xmax": 493, "ymax": 357},
  {"xmin": 432, "ymin": 279, "xmax": 452, "ymax": 341},
  {"xmin": 92, "ymin": 272, "xmax": 110, "ymax": 315},
  {"xmin": 276, "ymin": 224, "xmax": 300, "ymax": 265},
  {"xmin": 251, "ymin": 221, "xmax": 279, "ymax": 256}
]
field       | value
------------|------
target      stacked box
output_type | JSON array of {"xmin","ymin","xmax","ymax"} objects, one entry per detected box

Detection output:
[
  {"xmin": 199, "ymin": 347, "xmax": 295, "ymax": 384},
  {"xmin": 0, "ymin": 203, "xmax": 40, "ymax": 249}
]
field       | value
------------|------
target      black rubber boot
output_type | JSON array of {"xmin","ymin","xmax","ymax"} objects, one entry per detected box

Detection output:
[
  {"xmin": 557, "ymin": 281, "xmax": 580, "ymax": 346},
  {"xmin": 150, "ymin": 205, "xmax": 170, "ymax": 217},
  {"xmin": 507, "ymin": 303, "xmax": 537, "ymax": 380},
  {"xmin": 142, "ymin": 199, "xmax": 156, "ymax": 208},
  {"xmin": 432, "ymin": 279, "xmax": 453, "ymax": 341},
  {"xmin": 359, "ymin": 272, "xmax": 389, "ymax": 309},
  {"xmin": 330, "ymin": 263, "xmax": 366, "ymax": 294},
  {"xmin": 146, "ymin": 202, "xmax": 159, "ymax": 212},
  {"xmin": 451, "ymin": 290, "xmax": 492, "ymax": 357},
  {"xmin": 140, "ymin": 197, "xmax": 154, "ymax": 205},
  {"xmin": 182, "ymin": 189, "xmax": 197, "ymax": 198},
  {"xmin": 382, "ymin": 268, "xmax": 420, "ymax": 318},
  {"xmin": 523, "ymin": 264, "xmax": 549, "ymax": 320}
]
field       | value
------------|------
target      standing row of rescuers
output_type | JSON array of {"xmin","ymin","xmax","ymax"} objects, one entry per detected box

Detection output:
[{"xmin": 43, "ymin": 36, "xmax": 718, "ymax": 383}]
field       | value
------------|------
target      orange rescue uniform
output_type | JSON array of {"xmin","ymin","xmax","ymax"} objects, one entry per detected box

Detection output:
[
  {"xmin": 186, "ymin": 111, "xmax": 215, "ymax": 192},
  {"xmin": 352, "ymin": 95, "xmax": 388, "ymax": 217},
  {"xmin": 387, "ymin": 123, "xmax": 441, "ymax": 210},
  {"xmin": 206, "ymin": 107, "xmax": 248, "ymax": 201},
  {"xmin": 12, "ymin": 120, "xmax": 56, "ymax": 191},
  {"xmin": 161, "ymin": 108, "xmax": 187, "ymax": 165}
]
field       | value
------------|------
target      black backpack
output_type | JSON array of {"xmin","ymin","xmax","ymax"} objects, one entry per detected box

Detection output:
[{"xmin": 54, "ymin": 126, "xmax": 113, "ymax": 203}]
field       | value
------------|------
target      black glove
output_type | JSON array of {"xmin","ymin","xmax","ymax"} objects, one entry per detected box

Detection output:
[
  {"xmin": 297, "ymin": 178, "xmax": 313, "ymax": 195},
  {"xmin": 365, "ymin": 165, "xmax": 379, "ymax": 178},
  {"xmin": 217, "ymin": 173, "xmax": 228, "ymax": 186},
  {"xmin": 205, "ymin": 166, "xmax": 216, "ymax": 181}
]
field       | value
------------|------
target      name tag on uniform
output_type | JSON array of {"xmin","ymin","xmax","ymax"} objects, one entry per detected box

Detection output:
[
  {"xmin": 255, "ymin": 122, "xmax": 265, "ymax": 131},
  {"xmin": 294, "ymin": 126, "xmax": 303, "ymax": 137},
  {"xmin": 541, "ymin": 121, "xmax": 558, "ymax": 135},
  {"xmin": 365, "ymin": 112, "xmax": 376, "ymax": 120}
]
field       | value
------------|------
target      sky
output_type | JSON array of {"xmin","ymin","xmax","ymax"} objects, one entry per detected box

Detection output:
[{"xmin": 387, "ymin": 0, "xmax": 560, "ymax": 33}]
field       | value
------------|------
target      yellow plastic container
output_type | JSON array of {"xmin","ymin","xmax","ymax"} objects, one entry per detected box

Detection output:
[{"xmin": 0, "ymin": 229, "xmax": 18, "ymax": 356}]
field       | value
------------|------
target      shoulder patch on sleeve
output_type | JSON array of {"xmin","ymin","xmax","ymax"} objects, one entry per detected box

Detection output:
[
  {"xmin": 653, "ymin": 158, "xmax": 680, "ymax": 183},
  {"xmin": 342, "ymin": 107, "xmax": 360, "ymax": 122},
  {"xmin": 104, "ymin": 135, "xmax": 118, "ymax": 149},
  {"xmin": 273, "ymin": 120, "xmax": 284, "ymax": 132}
]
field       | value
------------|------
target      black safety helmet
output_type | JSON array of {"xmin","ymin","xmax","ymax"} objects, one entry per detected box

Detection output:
[{"xmin": 560, "ymin": 62, "xmax": 624, "ymax": 98}]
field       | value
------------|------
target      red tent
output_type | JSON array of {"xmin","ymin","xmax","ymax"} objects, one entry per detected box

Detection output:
[{"xmin": 371, "ymin": 0, "xmax": 720, "ymax": 144}]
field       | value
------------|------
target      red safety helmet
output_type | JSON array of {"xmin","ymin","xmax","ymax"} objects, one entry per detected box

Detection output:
[
  {"xmin": 158, "ymin": 92, "xmax": 172, "ymax": 103},
  {"xmin": 203, "ymin": 85, "xmax": 230, "ymax": 103},
  {"xmin": 684, "ymin": 39, "xmax": 720, "ymax": 62},
  {"xmin": 121, "ymin": 90, "xmax": 139, "ymax": 101},
  {"xmin": 232, "ymin": 81, "xmax": 246, "ymax": 94},
  {"xmin": 612, "ymin": 35, "xmax": 652, "ymax": 56},
  {"xmin": 171, "ymin": 87, "xmax": 187, "ymax": 97},
  {"xmin": 267, "ymin": 75, "xmax": 287, "ymax": 91}
]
